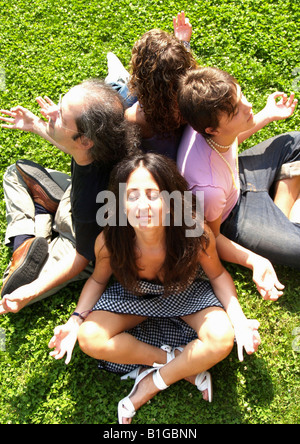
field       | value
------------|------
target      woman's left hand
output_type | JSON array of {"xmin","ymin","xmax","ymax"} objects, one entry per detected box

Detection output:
[{"xmin": 48, "ymin": 317, "xmax": 81, "ymax": 365}]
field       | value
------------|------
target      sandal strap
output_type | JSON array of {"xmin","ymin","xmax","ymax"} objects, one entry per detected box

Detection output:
[
  {"xmin": 118, "ymin": 396, "xmax": 136, "ymax": 420},
  {"xmin": 195, "ymin": 371, "xmax": 209, "ymax": 391},
  {"xmin": 195, "ymin": 371, "xmax": 213, "ymax": 403},
  {"xmin": 153, "ymin": 344, "xmax": 184, "ymax": 368},
  {"xmin": 161, "ymin": 344, "xmax": 173, "ymax": 360},
  {"xmin": 153, "ymin": 369, "xmax": 169, "ymax": 391},
  {"xmin": 168, "ymin": 346, "xmax": 184, "ymax": 361},
  {"xmin": 153, "ymin": 344, "xmax": 173, "ymax": 368}
]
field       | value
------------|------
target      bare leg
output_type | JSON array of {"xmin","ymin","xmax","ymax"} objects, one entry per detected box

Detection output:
[
  {"xmin": 124, "ymin": 307, "xmax": 234, "ymax": 424},
  {"xmin": 289, "ymin": 192, "xmax": 300, "ymax": 223},
  {"xmin": 78, "ymin": 310, "xmax": 168, "ymax": 366},
  {"xmin": 273, "ymin": 176, "xmax": 300, "ymax": 222}
]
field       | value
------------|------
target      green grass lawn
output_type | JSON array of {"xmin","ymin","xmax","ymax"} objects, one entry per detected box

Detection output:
[{"xmin": 0, "ymin": 0, "xmax": 299, "ymax": 424}]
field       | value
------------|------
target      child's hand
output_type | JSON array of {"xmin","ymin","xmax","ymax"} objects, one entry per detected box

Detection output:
[{"xmin": 263, "ymin": 91, "xmax": 298, "ymax": 122}]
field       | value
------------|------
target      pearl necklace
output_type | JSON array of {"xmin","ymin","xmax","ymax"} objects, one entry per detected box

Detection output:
[
  {"xmin": 206, "ymin": 137, "xmax": 232, "ymax": 151},
  {"xmin": 206, "ymin": 137, "xmax": 240, "ymax": 190}
]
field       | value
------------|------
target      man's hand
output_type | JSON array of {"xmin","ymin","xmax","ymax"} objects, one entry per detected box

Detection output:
[
  {"xmin": 36, "ymin": 96, "xmax": 58, "ymax": 120},
  {"xmin": 173, "ymin": 11, "xmax": 192, "ymax": 42},
  {"xmin": 0, "ymin": 281, "xmax": 38, "ymax": 315},
  {"xmin": 0, "ymin": 106, "xmax": 40, "ymax": 132}
]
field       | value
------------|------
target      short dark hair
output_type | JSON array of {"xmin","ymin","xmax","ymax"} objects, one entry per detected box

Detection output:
[
  {"xmin": 74, "ymin": 79, "xmax": 139, "ymax": 165},
  {"xmin": 178, "ymin": 67, "xmax": 238, "ymax": 137}
]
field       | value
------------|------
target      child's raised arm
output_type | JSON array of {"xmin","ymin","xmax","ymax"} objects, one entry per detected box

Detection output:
[{"xmin": 238, "ymin": 91, "xmax": 298, "ymax": 144}]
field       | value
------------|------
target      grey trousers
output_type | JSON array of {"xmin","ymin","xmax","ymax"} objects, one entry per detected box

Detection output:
[{"xmin": 2, "ymin": 164, "xmax": 93, "ymax": 304}]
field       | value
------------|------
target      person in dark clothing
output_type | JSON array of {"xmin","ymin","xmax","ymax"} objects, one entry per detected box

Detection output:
[{"xmin": 0, "ymin": 79, "xmax": 139, "ymax": 314}]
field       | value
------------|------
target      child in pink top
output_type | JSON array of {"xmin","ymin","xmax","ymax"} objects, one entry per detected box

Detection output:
[
  {"xmin": 178, "ymin": 66, "xmax": 299, "ymax": 301},
  {"xmin": 178, "ymin": 126, "xmax": 239, "ymax": 223}
]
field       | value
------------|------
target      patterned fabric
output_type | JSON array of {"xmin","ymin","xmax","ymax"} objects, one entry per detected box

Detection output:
[
  {"xmin": 92, "ymin": 278, "xmax": 223, "ymax": 374},
  {"xmin": 93, "ymin": 278, "xmax": 221, "ymax": 317}
]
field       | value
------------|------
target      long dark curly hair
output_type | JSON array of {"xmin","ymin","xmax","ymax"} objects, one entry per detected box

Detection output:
[
  {"xmin": 129, "ymin": 29, "xmax": 198, "ymax": 137},
  {"xmin": 102, "ymin": 153, "xmax": 209, "ymax": 296}
]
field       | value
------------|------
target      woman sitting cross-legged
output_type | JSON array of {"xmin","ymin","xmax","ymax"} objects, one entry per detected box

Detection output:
[{"xmin": 48, "ymin": 153, "xmax": 260, "ymax": 424}]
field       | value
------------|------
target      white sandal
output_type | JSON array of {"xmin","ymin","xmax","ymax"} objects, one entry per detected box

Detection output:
[
  {"xmin": 120, "ymin": 344, "xmax": 213, "ymax": 403},
  {"xmin": 153, "ymin": 344, "xmax": 175, "ymax": 367},
  {"xmin": 165, "ymin": 346, "xmax": 213, "ymax": 402},
  {"xmin": 118, "ymin": 367, "xmax": 169, "ymax": 424},
  {"xmin": 195, "ymin": 371, "xmax": 213, "ymax": 403},
  {"xmin": 120, "ymin": 344, "xmax": 173, "ymax": 381},
  {"xmin": 120, "ymin": 367, "xmax": 141, "ymax": 381}
]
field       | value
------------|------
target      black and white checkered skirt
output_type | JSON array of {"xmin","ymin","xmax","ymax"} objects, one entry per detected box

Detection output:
[{"xmin": 93, "ymin": 278, "xmax": 223, "ymax": 374}]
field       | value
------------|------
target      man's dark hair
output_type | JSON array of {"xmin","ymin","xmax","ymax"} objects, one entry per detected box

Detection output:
[{"xmin": 75, "ymin": 79, "xmax": 140, "ymax": 165}]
